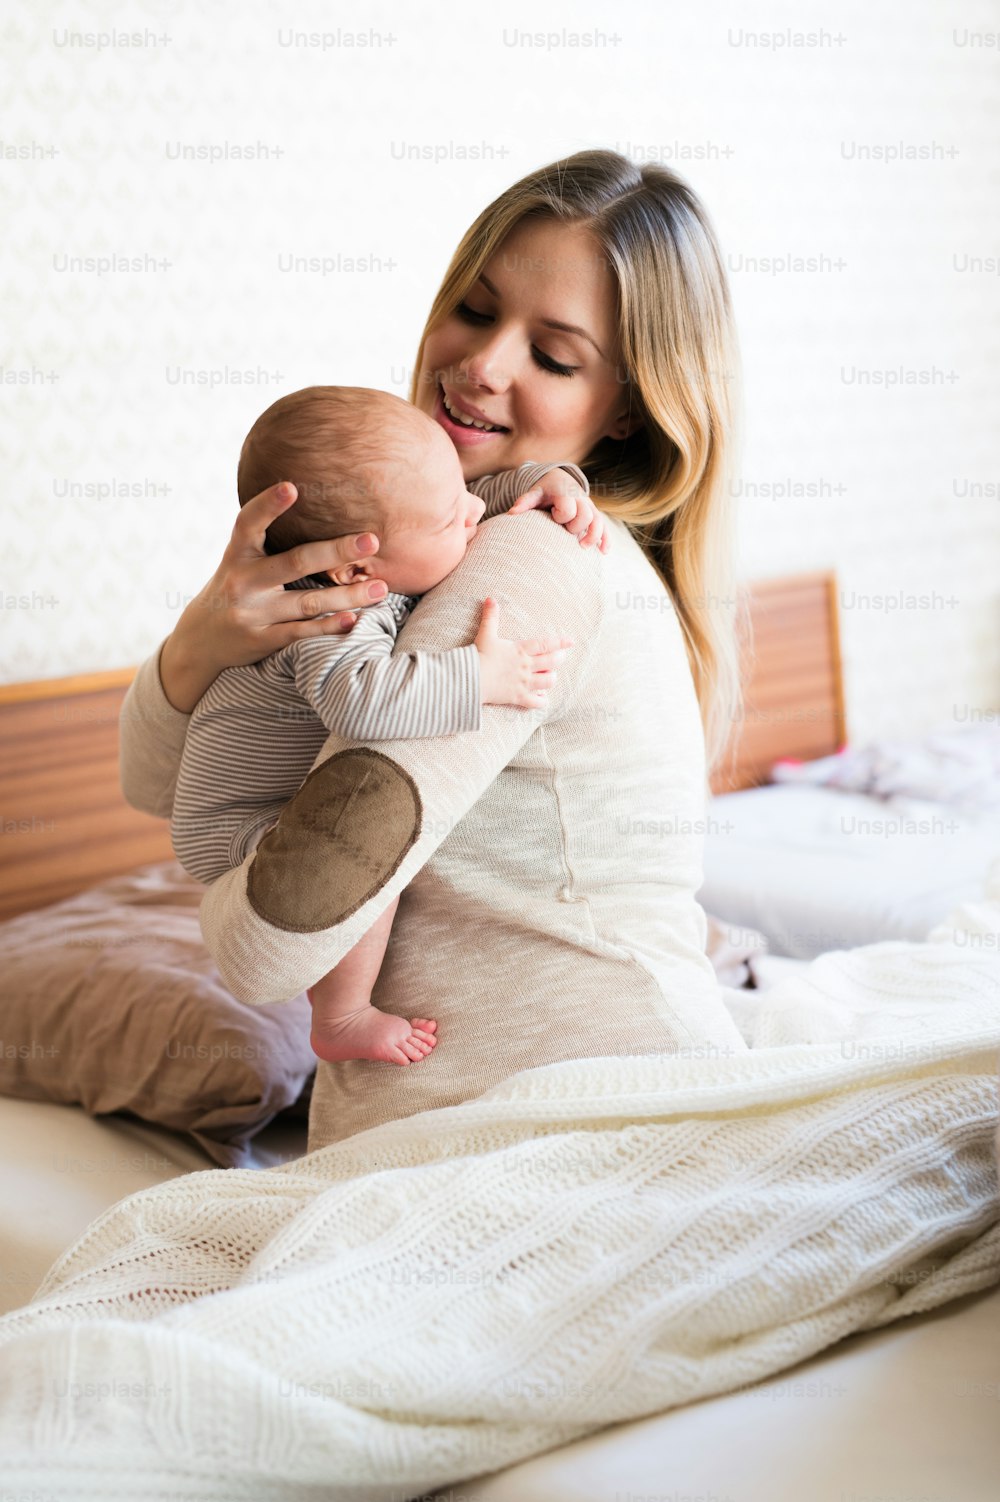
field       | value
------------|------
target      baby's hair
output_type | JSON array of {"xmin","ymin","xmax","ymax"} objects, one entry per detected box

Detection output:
[{"xmin": 237, "ymin": 385, "xmax": 437, "ymax": 557}]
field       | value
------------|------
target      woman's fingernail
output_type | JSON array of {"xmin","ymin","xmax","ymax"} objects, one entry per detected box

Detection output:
[{"xmin": 368, "ymin": 582, "xmax": 387, "ymax": 599}]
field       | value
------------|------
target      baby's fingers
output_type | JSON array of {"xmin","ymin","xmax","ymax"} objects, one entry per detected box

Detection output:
[
  {"xmin": 579, "ymin": 512, "xmax": 606, "ymax": 549},
  {"xmin": 508, "ymin": 486, "xmax": 545, "ymax": 513},
  {"xmin": 547, "ymin": 493, "xmax": 581, "ymax": 526},
  {"xmin": 520, "ymin": 634, "xmax": 575, "ymax": 657},
  {"xmin": 526, "ymin": 646, "xmax": 570, "ymax": 670}
]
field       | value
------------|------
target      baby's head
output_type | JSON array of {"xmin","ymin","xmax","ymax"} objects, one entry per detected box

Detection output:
[{"xmin": 237, "ymin": 386, "xmax": 486, "ymax": 596}]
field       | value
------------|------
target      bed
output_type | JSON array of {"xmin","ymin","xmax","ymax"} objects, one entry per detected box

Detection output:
[{"xmin": 0, "ymin": 572, "xmax": 996, "ymax": 1502}]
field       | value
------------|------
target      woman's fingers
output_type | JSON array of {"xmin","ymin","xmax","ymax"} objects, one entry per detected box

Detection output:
[
  {"xmin": 289, "ymin": 577, "xmax": 388, "ymax": 618},
  {"xmin": 258, "ymin": 531, "xmax": 385, "ymax": 591},
  {"xmin": 263, "ymin": 613, "xmax": 359, "ymax": 650},
  {"xmin": 227, "ymin": 481, "xmax": 299, "ymax": 559},
  {"xmin": 224, "ymin": 483, "xmax": 388, "ymax": 601}
]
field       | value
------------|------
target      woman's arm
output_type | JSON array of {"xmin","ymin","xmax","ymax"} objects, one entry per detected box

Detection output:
[
  {"xmin": 199, "ymin": 512, "xmax": 606, "ymax": 1004},
  {"xmin": 118, "ymin": 481, "xmax": 390, "ymax": 818},
  {"xmin": 119, "ymin": 643, "xmax": 198, "ymax": 819}
]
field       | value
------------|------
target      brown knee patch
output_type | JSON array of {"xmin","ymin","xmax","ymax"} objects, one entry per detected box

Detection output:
[{"xmin": 246, "ymin": 748, "xmax": 422, "ymax": 933}]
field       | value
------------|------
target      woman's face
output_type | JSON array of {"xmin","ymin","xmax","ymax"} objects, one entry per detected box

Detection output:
[{"xmin": 415, "ymin": 218, "xmax": 636, "ymax": 481}]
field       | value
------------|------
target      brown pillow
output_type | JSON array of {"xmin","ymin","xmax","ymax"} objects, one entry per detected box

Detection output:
[{"xmin": 0, "ymin": 861, "xmax": 315, "ymax": 1166}]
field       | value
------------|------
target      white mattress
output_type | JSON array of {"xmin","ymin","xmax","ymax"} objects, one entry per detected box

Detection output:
[
  {"xmin": 701, "ymin": 784, "xmax": 1000, "ymax": 958},
  {"xmin": 0, "ymin": 1094, "xmax": 306, "ymax": 1316},
  {"xmin": 439, "ymin": 1279, "xmax": 1000, "ymax": 1502}
]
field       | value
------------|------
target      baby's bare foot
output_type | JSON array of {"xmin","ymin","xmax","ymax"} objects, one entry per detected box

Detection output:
[{"xmin": 308, "ymin": 997, "xmax": 438, "ymax": 1065}]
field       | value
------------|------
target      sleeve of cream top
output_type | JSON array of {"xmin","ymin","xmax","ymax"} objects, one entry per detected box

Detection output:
[
  {"xmin": 118, "ymin": 643, "xmax": 193, "ymax": 819},
  {"xmin": 198, "ymin": 511, "xmax": 605, "ymax": 1005}
]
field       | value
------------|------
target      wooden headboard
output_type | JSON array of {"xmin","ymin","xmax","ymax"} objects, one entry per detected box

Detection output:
[
  {"xmin": 0, "ymin": 670, "xmax": 174, "ymax": 922},
  {"xmin": 709, "ymin": 569, "xmax": 847, "ymax": 795},
  {"xmin": 0, "ymin": 570, "xmax": 846, "ymax": 922}
]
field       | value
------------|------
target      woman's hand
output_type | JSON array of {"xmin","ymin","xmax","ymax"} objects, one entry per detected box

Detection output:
[{"xmin": 158, "ymin": 481, "xmax": 390, "ymax": 712}]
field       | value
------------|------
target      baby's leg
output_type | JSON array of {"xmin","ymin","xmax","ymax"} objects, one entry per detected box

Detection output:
[{"xmin": 306, "ymin": 894, "xmax": 437, "ymax": 1065}]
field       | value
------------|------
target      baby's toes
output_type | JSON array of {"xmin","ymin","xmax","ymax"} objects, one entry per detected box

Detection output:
[{"xmin": 412, "ymin": 1018, "xmax": 437, "ymax": 1034}]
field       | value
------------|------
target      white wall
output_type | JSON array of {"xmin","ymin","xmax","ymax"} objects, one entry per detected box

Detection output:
[{"xmin": 3, "ymin": 0, "xmax": 998, "ymax": 741}]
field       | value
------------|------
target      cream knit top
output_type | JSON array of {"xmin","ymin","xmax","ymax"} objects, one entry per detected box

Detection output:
[{"xmin": 120, "ymin": 510, "xmax": 749, "ymax": 1149}]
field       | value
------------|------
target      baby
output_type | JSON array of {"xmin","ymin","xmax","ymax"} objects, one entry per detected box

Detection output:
[{"xmin": 170, "ymin": 385, "xmax": 605, "ymax": 1066}]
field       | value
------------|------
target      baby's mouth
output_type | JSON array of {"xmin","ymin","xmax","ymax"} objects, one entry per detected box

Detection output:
[{"xmin": 439, "ymin": 384, "xmax": 510, "ymax": 433}]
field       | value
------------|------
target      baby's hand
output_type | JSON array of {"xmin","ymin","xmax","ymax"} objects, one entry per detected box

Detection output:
[
  {"xmin": 474, "ymin": 598, "xmax": 573, "ymax": 709},
  {"xmin": 508, "ymin": 468, "xmax": 610, "ymax": 553}
]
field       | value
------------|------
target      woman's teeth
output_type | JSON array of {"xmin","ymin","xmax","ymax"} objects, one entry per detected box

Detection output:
[{"xmin": 442, "ymin": 390, "xmax": 505, "ymax": 431}]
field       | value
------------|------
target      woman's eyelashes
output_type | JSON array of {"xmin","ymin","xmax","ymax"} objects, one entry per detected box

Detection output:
[{"xmin": 454, "ymin": 302, "xmax": 577, "ymax": 378}]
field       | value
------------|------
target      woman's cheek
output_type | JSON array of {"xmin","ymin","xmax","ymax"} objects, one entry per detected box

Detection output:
[
  {"xmin": 533, "ymin": 388, "xmax": 578, "ymax": 447},
  {"xmin": 424, "ymin": 327, "xmax": 462, "ymax": 377}
]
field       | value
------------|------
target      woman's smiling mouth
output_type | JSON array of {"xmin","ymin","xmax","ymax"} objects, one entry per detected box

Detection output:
[{"xmin": 434, "ymin": 383, "xmax": 510, "ymax": 445}]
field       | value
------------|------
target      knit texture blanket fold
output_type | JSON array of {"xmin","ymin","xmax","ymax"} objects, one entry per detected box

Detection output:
[{"xmin": 1, "ymin": 867, "xmax": 999, "ymax": 1502}]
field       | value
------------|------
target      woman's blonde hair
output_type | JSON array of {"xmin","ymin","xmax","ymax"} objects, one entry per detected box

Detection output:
[{"xmin": 409, "ymin": 148, "xmax": 750, "ymax": 778}]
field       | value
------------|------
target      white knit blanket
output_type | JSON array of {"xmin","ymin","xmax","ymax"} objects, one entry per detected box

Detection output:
[{"xmin": 1, "ymin": 872, "xmax": 999, "ymax": 1501}]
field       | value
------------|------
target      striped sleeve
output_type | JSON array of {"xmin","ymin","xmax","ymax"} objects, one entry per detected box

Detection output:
[
  {"xmin": 290, "ymin": 599, "xmax": 482, "ymax": 741},
  {"xmin": 471, "ymin": 460, "xmax": 591, "ymax": 520},
  {"xmin": 169, "ymin": 599, "xmax": 483, "ymax": 887}
]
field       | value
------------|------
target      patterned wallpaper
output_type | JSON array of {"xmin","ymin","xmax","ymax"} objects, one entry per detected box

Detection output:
[{"xmin": 2, "ymin": 0, "xmax": 998, "ymax": 744}]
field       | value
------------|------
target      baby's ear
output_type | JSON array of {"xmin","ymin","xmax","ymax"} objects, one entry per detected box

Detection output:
[{"xmin": 326, "ymin": 559, "xmax": 377, "ymax": 586}]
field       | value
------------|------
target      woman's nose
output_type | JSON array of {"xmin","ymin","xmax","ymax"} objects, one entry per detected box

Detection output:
[
  {"xmin": 459, "ymin": 357, "xmax": 507, "ymax": 394},
  {"xmin": 459, "ymin": 332, "xmax": 514, "ymax": 393}
]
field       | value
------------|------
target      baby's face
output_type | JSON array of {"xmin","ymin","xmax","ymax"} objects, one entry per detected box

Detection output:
[{"xmin": 373, "ymin": 422, "xmax": 486, "ymax": 596}]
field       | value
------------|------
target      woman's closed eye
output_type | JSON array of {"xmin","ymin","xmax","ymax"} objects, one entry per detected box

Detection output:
[{"xmin": 455, "ymin": 301, "xmax": 578, "ymax": 378}]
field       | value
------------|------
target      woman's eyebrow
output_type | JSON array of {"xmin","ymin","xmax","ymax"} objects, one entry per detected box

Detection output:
[{"xmin": 477, "ymin": 272, "xmax": 606, "ymax": 359}]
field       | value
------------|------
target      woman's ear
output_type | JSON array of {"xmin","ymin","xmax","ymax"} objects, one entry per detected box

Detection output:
[
  {"xmin": 326, "ymin": 558, "xmax": 379, "ymax": 586},
  {"xmin": 605, "ymin": 409, "xmax": 644, "ymax": 442}
]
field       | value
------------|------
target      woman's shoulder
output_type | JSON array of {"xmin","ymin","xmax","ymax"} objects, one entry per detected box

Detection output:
[{"xmin": 473, "ymin": 510, "xmax": 606, "ymax": 618}]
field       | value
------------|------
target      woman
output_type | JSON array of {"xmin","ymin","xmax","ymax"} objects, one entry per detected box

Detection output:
[{"xmin": 121, "ymin": 149, "xmax": 751, "ymax": 1149}]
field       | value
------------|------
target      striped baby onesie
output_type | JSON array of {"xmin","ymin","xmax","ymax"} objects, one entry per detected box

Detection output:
[{"xmin": 170, "ymin": 460, "xmax": 588, "ymax": 886}]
